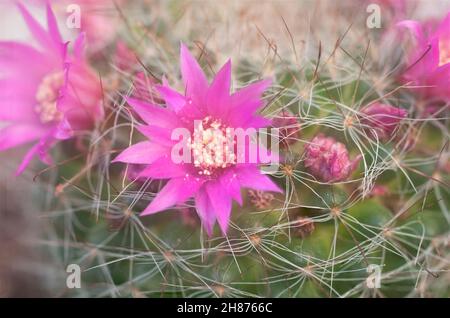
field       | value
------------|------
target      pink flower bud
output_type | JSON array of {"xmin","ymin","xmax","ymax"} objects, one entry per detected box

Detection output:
[
  {"xmin": 360, "ymin": 103, "xmax": 407, "ymax": 141},
  {"xmin": 304, "ymin": 134, "xmax": 361, "ymax": 183}
]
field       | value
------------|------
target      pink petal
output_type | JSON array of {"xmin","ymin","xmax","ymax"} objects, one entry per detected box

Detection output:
[
  {"xmin": 15, "ymin": 134, "xmax": 54, "ymax": 176},
  {"xmin": 141, "ymin": 176, "xmax": 204, "ymax": 215},
  {"xmin": 73, "ymin": 32, "xmax": 86, "ymax": 60},
  {"xmin": 0, "ymin": 124, "xmax": 47, "ymax": 151},
  {"xmin": 195, "ymin": 188, "xmax": 216, "ymax": 236},
  {"xmin": 137, "ymin": 125, "xmax": 174, "ymax": 147},
  {"xmin": 180, "ymin": 43, "xmax": 208, "ymax": 106},
  {"xmin": 155, "ymin": 85, "xmax": 186, "ymax": 112},
  {"xmin": 126, "ymin": 97, "xmax": 180, "ymax": 128},
  {"xmin": 112, "ymin": 141, "xmax": 168, "ymax": 164},
  {"xmin": 206, "ymin": 180, "xmax": 232, "ymax": 235},
  {"xmin": 235, "ymin": 165, "xmax": 282, "ymax": 193},
  {"xmin": 231, "ymin": 79, "xmax": 271, "ymax": 108},
  {"xmin": 46, "ymin": 2, "xmax": 62, "ymax": 44},
  {"xmin": 17, "ymin": 2, "xmax": 58, "ymax": 52},
  {"xmin": 206, "ymin": 59, "xmax": 231, "ymax": 117},
  {"xmin": 138, "ymin": 157, "xmax": 188, "ymax": 179},
  {"xmin": 219, "ymin": 169, "xmax": 242, "ymax": 205}
]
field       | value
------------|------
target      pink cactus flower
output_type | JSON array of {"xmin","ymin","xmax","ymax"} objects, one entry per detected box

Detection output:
[
  {"xmin": 0, "ymin": 3, "xmax": 103, "ymax": 174},
  {"xmin": 114, "ymin": 41, "xmax": 137, "ymax": 72},
  {"xmin": 304, "ymin": 134, "xmax": 361, "ymax": 183},
  {"xmin": 398, "ymin": 12, "xmax": 450, "ymax": 104},
  {"xmin": 113, "ymin": 44, "xmax": 282, "ymax": 235},
  {"xmin": 360, "ymin": 103, "xmax": 407, "ymax": 141}
]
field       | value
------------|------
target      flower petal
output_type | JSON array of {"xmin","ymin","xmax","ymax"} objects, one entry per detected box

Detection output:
[
  {"xmin": 207, "ymin": 59, "xmax": 231, "ymax": 117},
  {"xmin": 17, "ymin": 2, "xmax": 58, "ymax": 52},
  {"xmin": 206, "ymin": 180, "xmax": 232, "ymax": 235},
  {"xmin": 219, "ymin": 169, "xmax": 242, "ymax": 205},
  {"xmin": 0, "ymin": 124, "xmax": 48, "ymax": 151},
  {"xmin": 137, "ymin": 125, "xmax": 175, "ymax": 147},
  {"xmin": 46, "ymin": 2, "xmax": 62, "ymax": 44},
  {"xmin": 141, "ymin": 176, "xmax": 204, "ymax": 215},
  {"xmin": 138, "ymin": 157, "xmax": 188, "ymax": 179},
  {"xmin": 195, "ymin": 188, "xmax": 216, "ymax": 236},
  {"xmin": 235, "ymin": 165, "xmax": 282, "ymax": 192},
  {"xmin": 180, "ymin": 43, "xmax": 208, "ymax": 106},
  {"xmin": 112, "ymin": 141, "xmax": 168, "ymax": 164},
  {"xmin": 127, "ymin": 97, "xmax": 180, "ymax": 128},
  {"xmin": 155, "ymin": 85, "xmax": 187, "ymax": 112}
]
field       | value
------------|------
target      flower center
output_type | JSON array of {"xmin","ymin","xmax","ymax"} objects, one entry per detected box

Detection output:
[
  {"xmin": 35, "ymin": 72, "xmax": 65, "ymax": 123},
  {"xmin": 189, "ymin": 117, "xmax": 236, "ymax": 176},
  {"xmin": 438, "ymin": 39, "xmax": 450, "ymax": 67}
]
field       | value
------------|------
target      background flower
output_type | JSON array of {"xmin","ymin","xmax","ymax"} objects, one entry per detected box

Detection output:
[
  {"xmin": 0, "ymin": 3, "xmax": 103, "ymax": 174},
  {"xmin": 398, "ymin": 12, "xmax": 450, "ymax": 105},
  {"xmin": 304, "ymin": 134, "xmax": 361, "ymax": 183}
]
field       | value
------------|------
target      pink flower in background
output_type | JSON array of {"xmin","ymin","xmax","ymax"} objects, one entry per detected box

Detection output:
[
  {"xmin": 74, "ymin": 0, "xmax": 121, "ymax": 52},
  {"xmin": 398, "ymin": 12, "xmax": 450, "ymax": 104},
  {"xmin": 114, "ymin": 41, "xmax": 137, "ymax": 72},
  {"xmin": 304, "ymin": 134, "xmax": 361, "ymax": 183},
  {"xmin": 369, "ymin": 185, "xmax": 389, "ymax": 198},
  {"xmin": 113, "ymin": 44, "xmax": 282, "ymax": 235},
  {"xmin": 272, "ymin": 110, "xmax": 300, "ymax": 148},
  {"xmin": 360, "ymin": 103, "xmax": 407, "ymax": 141},
  {"xmin": 0, "ymin": 3, "xmax": 103, "ymax": 174}
]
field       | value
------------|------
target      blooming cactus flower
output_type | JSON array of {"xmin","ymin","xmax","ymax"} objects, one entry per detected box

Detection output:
[
  {"xmin": 0, "ymin": 3, "xmax": 103, "ymax": 174},
  {"xmin": 33, "ymin": 0, "xmax": 121, "ymax": 52},
  {"xmin": 304, "ymin": 134, "xmax": 361, "ymax": 183},
  {"xmin": 360, "ymin": 103, "xmax": 407, "ymax": 141},
  {"xmin": 398, "ymin": 12, "xmax": 450, "ymax": 104},
  {"xmin": 113, "ymin": 44, "xmax": 282, "ymax": 235}
]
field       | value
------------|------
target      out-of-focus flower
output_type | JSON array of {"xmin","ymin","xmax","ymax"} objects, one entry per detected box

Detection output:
[
  {"xmin": 368, "ymin": 185, "xmax": 389, "ymax": 198},
  {"xmin": 113, "ymin": 44, "xmax": 282, "ymax": 235},
  {"xmin": 304, "ymin": 134, "xmax": 361, "ymax": 183},
  {"xmin": 247, "ymin": 190, "xmax": 274, "ymax": 209},
  {"xmin": 372, "ymin": 0, "xmax": 407, "ymax": 19},
  {"xmin": 32, "ymin": 0, "xmax": 121, "ymax": 52},
  {"xmin": 360, "ymin": 103, "xmax": 408, "ymax": 141},
  {"xmin": 293, "ymin": 216, "xmax": 315, "ymax": 239},
  {"xmin": 398, "ymin": 12, "xmax": 450, "ymax": 104},
  {"xmin": 114, "ymin": 41, "xmax": 137, "ymax": 72},
  {"xmin": 272, "ymin": 110, "xmax": 300, "ymax": 148},
  {"xmin": 0, "ymin": 3, "xmax": 103, "ymax": 174}
]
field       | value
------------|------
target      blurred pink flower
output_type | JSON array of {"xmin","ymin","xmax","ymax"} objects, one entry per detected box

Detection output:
[
  {"xmin": 113, "ymin": 44, "xmax": 282, "ymax": 235},
  {"xmin": 114, "ymin": 41, "xmax": 137, "ymax": 72},
  {"xmin": 0, "ymin": 3, "xmax": 103, "ymax": 174},
  {"xmin": 369, "ymin": 185, "xmax": 389, "ymax": 198},
  {"xmin": 360, "ymin": 103, "xmax": 407, "ymax": 141},
  {"xmin": 398, "ymin": 12, "xmax": 450, "ymax": 104},
  {"xmin": 31, "ymin": 0, "xmax": 120, "ymax": 52},
  {"xmin": 304, "ymin": 134, "xmax": 361, "ymax": 183},
  {"xmin": 75, "ymin": 0, "xmax": 121, "ymax": 52},
  {"xmin": 272, "ymin": 110, "xmax": 300, "ymax": 148}
]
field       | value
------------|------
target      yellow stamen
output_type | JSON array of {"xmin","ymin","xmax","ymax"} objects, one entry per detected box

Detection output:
[{"xmin": 35, "ymin": 72, "xmax": 64, "ymax": 123}]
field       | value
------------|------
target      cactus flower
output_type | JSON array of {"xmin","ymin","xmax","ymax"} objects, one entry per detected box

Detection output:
[
  {"xmin": 0, "ymin": 3, "xmax": 103, "ymax": 174},
  {"xmin": 113, "ymin": 44, "xmax": 282, "ymax": 235},
  {"xmin": 304, "ymin": 134, "xmax": 361, "ymax": 183}
]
